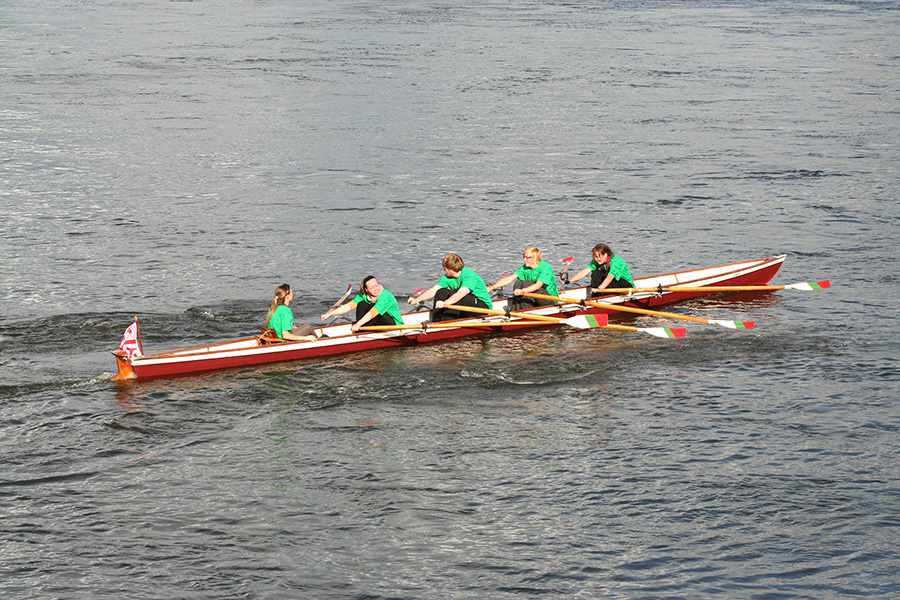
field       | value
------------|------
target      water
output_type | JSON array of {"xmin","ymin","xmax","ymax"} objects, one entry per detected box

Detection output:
[{"xmin": 2, "ymin": 1, "xmax": 899, "ymax": 598}]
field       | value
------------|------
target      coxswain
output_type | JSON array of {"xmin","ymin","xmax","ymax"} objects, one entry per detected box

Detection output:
[{"xmin": 266, "ymin": 284, "xmax": 318, "ymax": 341}]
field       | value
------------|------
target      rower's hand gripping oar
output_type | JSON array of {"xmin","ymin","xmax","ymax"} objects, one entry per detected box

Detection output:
[
  {"xmin": 405, "ymin": 288, "xmax": 431, "ymax": 309},
  {"xmin": 523, "ymin": 292, "xmax": 755, "ymax": 329},
  {"xmin": 489, "ymin": 274, "xmax": 509, "ymax": 298},
  {"xmin": 599, "ymin": 280, "xmax": 831, "ymax": 294}
]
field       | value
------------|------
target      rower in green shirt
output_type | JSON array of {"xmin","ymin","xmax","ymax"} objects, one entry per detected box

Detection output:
[
  {"xmin": 408, "ymin": 253, "xmax": 492, "ymax": 322},
  {"xmin": 266, "ymin": 283, "xmax": 318, "ymax": 341},
  {"xmin": 321, "ymin": 276, "xmax": 403, "ymax": 333},
  {"xmin": 569, "ymin": 243, "xmax": 634, "ymax": 296},
  {"xmin": 487, "ymin": 246, "xmax": 559, "ymax": 310}
]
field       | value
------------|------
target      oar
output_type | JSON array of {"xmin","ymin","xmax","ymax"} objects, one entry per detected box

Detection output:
[
  {"xmin": 605, "ymin": 324, "xmax": 687, "ymax": 339},
  {"xmin": 359, "ymin": 320, "xmax": 555, "ymax": 331},
  {"xmin": 440, "ymin": 303, "xmax": 608, "ymax": 329},
  {"xmin": 358, "ymin": 308, "xmax": 684, "ymax": 338},
  {"xmin": 523, "ymin": 292, "xmax": 755, "ymax": 329},
  {"xmin": 330, "ymin": 283, "xmax": 353, "ymax": 308},
  {"xmin": 490, "ymin": 275, "xmax": 509, "ymax": 297},
  {"xmin": 404, "ymin": 288, "xmax": 431, "ymax": 309},
  {"xmin": 599, "ymin": 280, "xmax": 831, "ymax": 293},
  {"xmin": 559, "ymin": 256, "xmax": 574, "ymax": 284}
]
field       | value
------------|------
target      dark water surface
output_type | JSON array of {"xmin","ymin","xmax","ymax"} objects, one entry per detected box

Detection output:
[{"xmin": 2, "ymin": 1, "xmax": 899, "ymax": 598}]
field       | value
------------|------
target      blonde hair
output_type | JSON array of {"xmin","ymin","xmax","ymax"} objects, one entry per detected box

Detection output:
[
  {"xmin": 265, "ymin": 283, "xmax": 291, "ymax": 326},
  {"xmin": 524, "ymin": 246, "xmax": 542, "ymax": 263}
]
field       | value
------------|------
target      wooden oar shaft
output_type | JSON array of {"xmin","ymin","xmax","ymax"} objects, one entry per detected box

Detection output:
[
  {"xmin": 604, "ymin": 324, "xmax": 640, "ymax": 333},
  {"xmin": 523, "ymin": 292, "xmax": 721, "ymax": 325},
  {"xmin": 359, "ymin": 320, "xmax": 553, "ymax": 331},
  {"xmin": 441, "ymin": 303, "xmax": 563, "ymax": 323}
]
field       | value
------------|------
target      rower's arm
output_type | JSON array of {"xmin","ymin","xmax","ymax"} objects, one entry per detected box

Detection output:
[
  {"xmin": 593, "ymin": 273, "xmax": 615, "ymax": 293},
  {"xmin": 321, "ymin": 301, "xmax": 355, "ymax": 321},
  {"xmin": 514, "ymin": 280, "xmax": 545, "ymax": 295},
  {"xmin": 351, "ymin": 307, "xmax": 380, "ymax": 332},
  {"xmin": 487, "ymin": 273, "xmax": 517, "ymax": 292},
  {"xmin": 569, "ymin": 267, "xmax": 592, "ymax": 283},
  {"xmin": 409, "ymin": 285, "xmax": 440, "ymax": 305},
  {"xmin": 440, "ymin": 287, "xmax": 470, "ymax": 307}
]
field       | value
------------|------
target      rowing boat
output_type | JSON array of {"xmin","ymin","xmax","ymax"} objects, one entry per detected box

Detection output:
[{"xmin": 112, "ymin": 254, "xmax": 787, "ymax": 381}]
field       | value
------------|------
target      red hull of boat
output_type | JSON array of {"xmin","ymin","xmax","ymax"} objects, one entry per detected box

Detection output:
[{"xmin": 113, "ymin": 255, "xmax": 785, "ymax": 381}]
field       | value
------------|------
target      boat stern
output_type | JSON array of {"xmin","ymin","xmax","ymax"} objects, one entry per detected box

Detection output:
[{"xmin": 111, "ymin": 351, "xmax": 136, "ymax": 381}]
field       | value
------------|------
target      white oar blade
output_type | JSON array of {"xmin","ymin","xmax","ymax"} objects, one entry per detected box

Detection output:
[
  {"xmin": 708, "ymin": 319, "xmax": 755, "ymax": 329},
  {"xmin": 329, "ymin": 283, "xmax": 353, "ymax": 309},
  {"xmin": 640, "ymin": 327, "xmax": 687, "ymax": 338},
  {"xmin": 785, "ymin": 280, "xmax": 831, "ymax": 291},
  {"xmin": 562, "ymin": 314, "xmax": 609, "ymax": 329}
]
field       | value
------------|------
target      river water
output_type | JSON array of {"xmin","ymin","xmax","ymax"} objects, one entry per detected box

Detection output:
[{"xmin": 2, "ymin": 1, "xmax": 899, "ymax": 598}]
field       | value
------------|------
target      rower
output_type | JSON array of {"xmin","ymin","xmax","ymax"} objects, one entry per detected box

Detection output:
[
  {"xmin": 321, "ymin": 276, "xmax": 403, "ymax": 333},
  {"xmin": 487, "ymin": 246, "xmax": 558, "ymax": 311},
  {"xmin": 568, "ymin": 244, "xmax": 634, "ymax": 297},
  {"xmin": 407, "ymin": 253, "xmax": 492, "ymax": 322}
]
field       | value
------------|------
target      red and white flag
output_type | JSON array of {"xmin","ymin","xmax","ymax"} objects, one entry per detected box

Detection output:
[{"xmin": 118, "ymin": 323, "xmax": 142, "ymax": 358}]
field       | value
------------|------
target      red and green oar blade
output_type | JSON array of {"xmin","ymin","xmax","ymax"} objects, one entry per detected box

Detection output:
[
  {"xmin": 606, "ymin": 324, "xmax": 687, "ymax": 338},
  {"xmin": 708, "ymin": 319, "xmax": 755, "ymax": 330},
  {"xmin": 563, "ymin": 315, "xmax": 685, "ymax": 338},
  {"xmin": 647, "ymin": 327, "xmax": 686, "ymax": 338},
  {"xmin": 784, "ymin": 280, "xmax": 830, "ymax": 290},
  {"xmin": 561, "ymin": 314, "xmax": 608, "ymax": 329}
]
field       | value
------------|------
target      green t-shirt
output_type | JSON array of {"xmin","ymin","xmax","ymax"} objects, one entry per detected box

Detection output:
[
  {"xmin": 351, "ymin": 288, "xmax": 403, "ymax": 325},
  {"xmin": 515, "ymin": 260, "xmax": 558, "ymax": 297},
  {"xmin": 267, "ymin": 304, "xmax": 294, "ymax": 339},
  {"xmin": 588, "ymin": 255, "xmax": 634, "ymax": 286},
  {"xmin": 438, "ymin": 266, "xmax": 492, "ymax": 307}
]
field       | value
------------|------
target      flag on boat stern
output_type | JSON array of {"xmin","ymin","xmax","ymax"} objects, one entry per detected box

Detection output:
[{"xmin": 118, "ymin": 323, "xmax": 142, "ymax": 358}]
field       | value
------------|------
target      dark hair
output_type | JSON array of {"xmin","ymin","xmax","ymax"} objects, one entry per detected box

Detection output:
[
  {"xmin": 359, "ymin": 275, "xmax": 377, "ymax": 296},
  {"xmin": 591, "ymin": 243, "xmax": 614, "ymax": 258}
]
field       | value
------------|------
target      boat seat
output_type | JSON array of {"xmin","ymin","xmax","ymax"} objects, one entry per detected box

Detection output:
[{"xmin": 257, "ymin": 327, "xmax": 287, "ymax": 345}]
